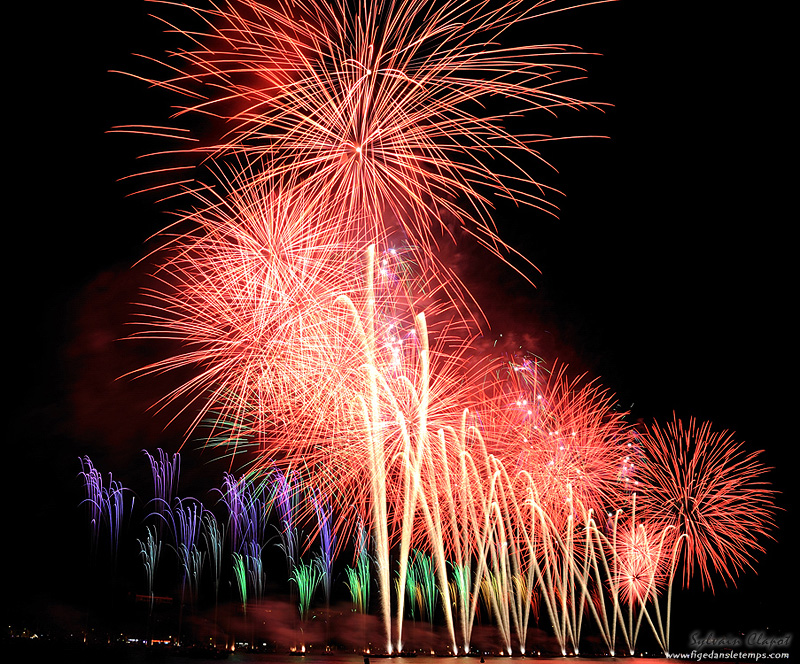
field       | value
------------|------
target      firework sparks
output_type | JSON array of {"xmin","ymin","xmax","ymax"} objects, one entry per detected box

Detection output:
[
  {"xmin": 88, "ymin": 0, "xmax": 783, "ymax": 657},
  {"xmin": 115, "ymin": 0, "xmax": 608, "ymax": 323},
  {"xmin": 636, "ymin": 416, "xmax": 776, "ymax": 589}
]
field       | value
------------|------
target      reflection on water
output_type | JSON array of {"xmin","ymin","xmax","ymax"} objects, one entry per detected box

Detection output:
[
  {"xmin": 206, "ymin": 656, "xmax": 667, "ymax": 664},
  {"xmin": 178, "ymin": 657, "xmax": 667, "ymax": 664},
  {"xmin": 4, "ymin": 642, "xmax": 668, "ymax": 664}
]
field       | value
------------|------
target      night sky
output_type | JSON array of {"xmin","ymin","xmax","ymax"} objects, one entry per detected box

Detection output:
[{"xmin": 7, "ymin": 0, "xmax": 794, "ymax": 650}]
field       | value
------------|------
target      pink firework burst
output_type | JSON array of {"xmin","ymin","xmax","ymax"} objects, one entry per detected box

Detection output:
[
  {"xmin": 636, "ymin": 416, "xmax": 776, "ymax": 590},
  {"xmin": 483, "ymin": 360, "xmax": 633, "ymax": 525},
  {"xmin": 120, "ymin": 0, "xmax": 599, "ymax": 267},
  {"xmin": 613, "ymin": 521, "xmax": 672, "ymax": 606},
  {"xmin": 132, "ymin": 169, "xmax": 371, "ymax": 448}
]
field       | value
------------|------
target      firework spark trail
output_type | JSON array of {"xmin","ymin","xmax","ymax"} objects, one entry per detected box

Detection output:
[
  {"xmin": 614, "ymin": 520, "xmax": 670, "ymax": 608},
  {"xmin": 345, "ymin": 520, "xmax": 372, "ymax": 616},
  {"xmin": 172, "ymin": 497, "xmax": 204, "ymax": 553},
  {"xmin": 216, "ymin": 472, "xmax": 274, "ymax": 554},
  {"xmin": 242, "ymin": 539, "xmax": 265, "ymax": 603},
  {"xmin": 411, "ymin": 550, "xmax": 438, "ymax": 626},
  {"xmin": 232, "ymin": 552, "xmax": 248, "ymax": 613},
  {"xmin": 144, "ymin": 448, "xmax": 181, "ymax": 555},
  {"xmin": 133, "ymin": 171, "xmax": 374, "ymax": 445},
  {"xmin": 216, "ymin": 473, "xmax": 273, "ymax": 607},
  {"xmin": 525, "ymin": 481, "xmax": 598, "ymax": 654},
  {"xmin": 149, "ymin": 494, "xmax": 207, "ymax": 629},
  {"xmin": 580, "ymin": 493, "xmax": 686, "ymax": 655},
  {"xmin": 292, "ymin": 558, "xmax": 324, "ymax": 623},
  {"xmin": 144, "ymin": 449, "xmax": 181, "ymax": 512},
  {"xmin": 310, "ymin": 489, "xmax": 336, "ymax": 608},
  {"xmin": 238, "ymin": 475, "xmax": 274, "ymax": 550},
  {"xmin": 79, "ymin": 457, "xmax": 104, "ymax": 558},
  {"xmin": 403, "ymin": 552, "xmax": 419, "ymax": 623},
  {"xmin": 615, "ymin": 521, "xmax": 677, "ymax": 652},
  {"xmin": 432, "ymin": 356, "xmax": 639, "ymax": 653},
  {"xmin": 202, "ymin": 511, "xmax": 225, "ymax": 642},
  {"xmin": 79, "ymin": 458, "xmax": 131, "ymax": 569},
  {"xmin": 174, "ymin": 497, "xmax": 206, "ymax": 605},
  {"xmin": 76, "ymin": 415, "xmax": 774, "ymax": 656},
  {"xmin": 325, "ymin": 247, "xmax": 502, "ymax": 653},
  {"xmin": 636, "ymin": 416, "xmax": 776, "ymax": 590},
  {"xmin": 466, "ymin": 451, "xmax": 623, "ymax": 656},
  {"xmin": 218, "ymin": 472, "xmax": 248, "ymax": 554},
  {"xmin": 137, "ymin": 525, "xmax": 162, "ymax": 616},
  {"xmin": 480, "ymin": 360, "xmax": 634, "ymax": 525},
  {"xmin": 273, "ymin": 468, "xmax": 300, "ymax": 571},
  {"xmin": 106, "ymin": 479, "xmax": 129, "ymax": 569}
]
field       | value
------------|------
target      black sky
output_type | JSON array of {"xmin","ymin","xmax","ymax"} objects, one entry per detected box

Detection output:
[{"xmin": 7, "ymin": 0, "xmax": 794, "ymax": 647}]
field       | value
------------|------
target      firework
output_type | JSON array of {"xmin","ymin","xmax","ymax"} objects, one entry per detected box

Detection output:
[
  {"xmin": 144, "ymin": 448, "xmax": 181, "ymax": 514},
  {"xmin": 79, "ymin": 457, "xmax": 132, "ymax": 568},
  {"xmin": 481, "ymin": 360, "xmax": 633, "ymax": 523},
  {"xmin": 310, "ymin": 489, "xmax": 336, "ymax": 609},
  {"xmin": 636, "ymin": 416, "xmax": 776, "ymax": 589},
  {"xmin": 291, "ymin": 558, "xmax": 323, "ymax": 623},
  {"xmin": 176, "ymin": 498, "xmax": 206, "ymax": 607},
  {"xmin": 122, "ymin": 0, "xmax": 598, "ymax": 272},
  {"xmin": 411, "ymin": 550, "xmax": 439, "ymax": 626},
  {"xmin": 96, "ymin": 0, "xmax": 782, "ymax": 657},
  {"xmin": 273, "ymin": 469, "xmax": 301, "ymax": 571},
  {"xmin": 202, "ymin": 511, "xmax": 225, "ymax": 643},
  {"xmin": 137, "ymin": 525, "xmax": 162, "ymax": 616},
  {"xmin": 133, "ymin": 172, "xmax": 370, "ymax": 445},
  {"xmin": 347, "ymin": 521, "xmax": 372, "ymax": 617},
  {"xmin": 232, "ymin": 552, "xmax": 248, "ymax": 613},
  {"xmin": 241, "ymin": 539, "xmax": 265, "ymax": 603},
  {"xmin": 216, "ymin": 476, "xmax": 270, "ymax": 615},
  {"xmin": 79, "ymin": 457, "xmax": 104, "ymax": 557},
  {"xmin": 614, "ymin": 521, "xmax": 670, "ymax": 607}
]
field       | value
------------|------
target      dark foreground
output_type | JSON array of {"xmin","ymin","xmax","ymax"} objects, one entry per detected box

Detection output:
[{"xmin": 3, "ymin": 639, "xmax": 671, "ymax": 664}]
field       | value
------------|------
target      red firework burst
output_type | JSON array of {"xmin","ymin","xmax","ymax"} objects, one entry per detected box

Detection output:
[
  {"xmin": 132, "ymin": 169, "xmax": 371, "ymax": 447},
  {"xmin": 483, "ymin": 360, "xmax": 633, "ymax": 524},
  {"xmin": 120, "ymin": 0, "xmax": 598, "ymax": 268},
  {"xmin": 134, "ymin": 165, "xmax": 484, "ymax": 530},
  {"xmin": 636, "ymin": 416, "xmax": 776, "ymax": 590},
  {"xmin": 613, "ymin": 521, "xmax": 672, "ymax": 606}
]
